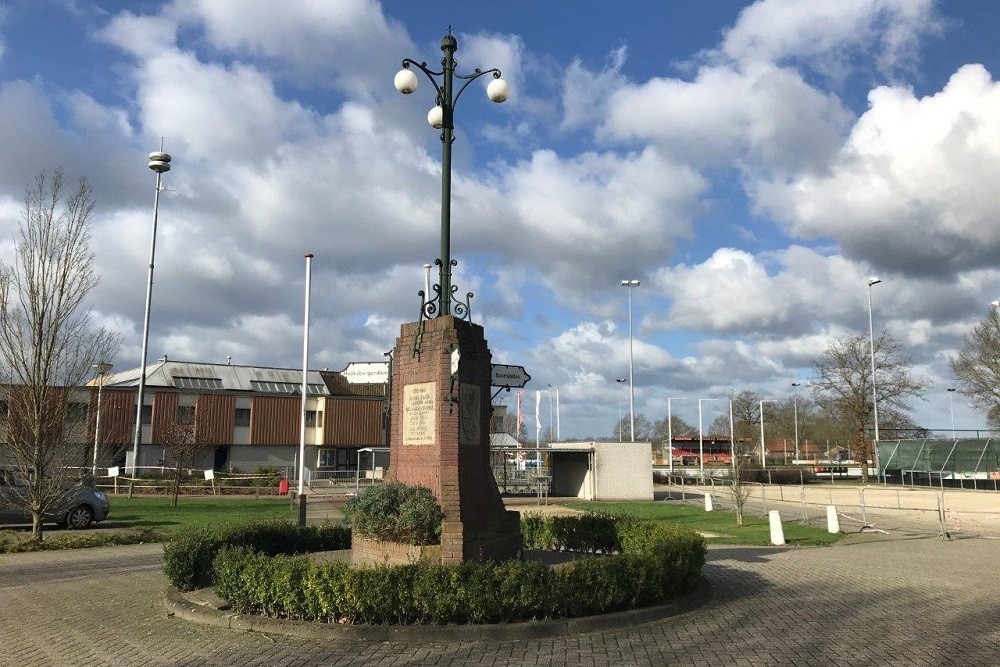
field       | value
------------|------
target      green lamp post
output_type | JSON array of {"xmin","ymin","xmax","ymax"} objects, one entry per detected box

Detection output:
[{"xmin": 395, "ymin": 29, "xmax": 509, "ymax": 319}]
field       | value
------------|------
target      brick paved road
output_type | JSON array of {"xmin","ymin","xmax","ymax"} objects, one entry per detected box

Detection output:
[{"xmin": 1, "ymin": 534, "xmax": 997, "ymax": 666}]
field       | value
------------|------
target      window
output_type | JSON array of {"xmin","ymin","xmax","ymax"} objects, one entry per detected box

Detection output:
[
  {"xmin": 249, "ymin": 381, "xmax": 326, "ymax": 395},
  {"xmin": 234, "ymin": 408, "xmax": 250, "ymax": 427},
  {"xmin": 305, "ymin": 410, "xmax": 323, "ymax": 428},
  {"xmin": 174, "ymin": 376, "xmax": 223, "ymax": 390},
  {"xmin": 318, "ymin": 448, "xmax": 357, "ymax": 470},
  {"xmin": 140, "ymin": 405, "xmax": 152, "ymax": 425},
  {"xmin": 177, "ymin": 406, "xmax": 195, "ymax": 425}
]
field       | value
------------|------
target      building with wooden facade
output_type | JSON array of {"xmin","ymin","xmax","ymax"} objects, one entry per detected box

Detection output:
[{"xmin": 90, "ymin": 359, "xmax": 387, "ymax": 474}]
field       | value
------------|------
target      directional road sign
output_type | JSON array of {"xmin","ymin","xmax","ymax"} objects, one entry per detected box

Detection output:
[{"xmin": 491, "ymin": 364, "xmax": 531, "ymax": 388}]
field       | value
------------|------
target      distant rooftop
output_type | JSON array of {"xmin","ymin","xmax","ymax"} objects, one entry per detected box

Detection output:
[{"xmin": 91, "ymin": 359, "xmax": 382, "ymax": 396}]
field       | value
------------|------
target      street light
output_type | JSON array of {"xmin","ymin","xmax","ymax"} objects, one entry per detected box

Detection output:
[
  {"xmin": 396, "ymin": 30, "xmax": 508, "ymax": 319},
  {"xmin": 947, "ymin": 388, "xmax": 957, "ymax": 439},
  {"xmin": 666, "ymin": 397, "xmax": 685, "ymax": 473},
  {"xmin": 759, "ymin": 399, "xmax": 775, "ymax": 467},
  {"xmin": 791, "ymin": 382, "xmax": 802, "ymax": 461},
  {"xmin": 620, "ymin": 279, "xmax": 641, "ymax": 442},
  {"xmin": 698, "ymin": 398, "xmax": 722, "ymax": 478},
  {"xmin": 132, "ymin": 147, "xmax": 171, "ymax": 474},
  {"xmin": 91, "ymin": 363, "xmax": 112, "ymax": 474},
  {"xmin": 616, "ymin": 378, "xmax": 626, "ymax": 442}
]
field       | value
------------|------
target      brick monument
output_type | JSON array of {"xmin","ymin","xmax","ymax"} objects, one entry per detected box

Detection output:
[{"xmin": 387, "ymin": 315, "xmax": 521, "ymax": 563}]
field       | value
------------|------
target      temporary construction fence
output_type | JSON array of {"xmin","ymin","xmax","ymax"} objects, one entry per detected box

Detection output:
[
  {"xmin": 877, "ymin": 439, "xmax": 1000, "ymax": 490},
  {"xmin": 662, "ymin": 475, "xmax": 1000, "ymax": 539}
]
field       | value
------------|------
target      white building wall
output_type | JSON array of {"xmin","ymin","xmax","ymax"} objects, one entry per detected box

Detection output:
[{"xmin": 549, "ymin": 442, "xmax": 653, "ymax": 500}]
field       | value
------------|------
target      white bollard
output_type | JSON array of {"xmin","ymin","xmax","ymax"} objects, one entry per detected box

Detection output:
[
  {"xmin": 769, "ymin": 510, "xmax": 785, "ymax": 545},
  {"xmin": 704, "ymin": 493, "xmax": 714, "ymax": 512},
  {"xmin": 826, "ymin": 505, "xmax": 840, "ymax": 534}
]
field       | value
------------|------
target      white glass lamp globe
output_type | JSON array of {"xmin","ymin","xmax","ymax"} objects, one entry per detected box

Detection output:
[
  {"xmin": 487, "ymin": 78, "xmax": 509, "ymax": 103},
  {"xmin": 394, "ymin": 69, "xmax": 418, "ymax": 94},
  {"xmin": 427, "ymin": 105, "xmax": 444, "ymax": 129}
]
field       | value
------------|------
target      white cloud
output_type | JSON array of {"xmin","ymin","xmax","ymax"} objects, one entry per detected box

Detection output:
[
  {"xmin": 756, "ymin": 64, "xmax": 1000, "ymax": 276},
  {"xmin": 560, "ymin": 47, "xmax": 627, "ymax": 132},
  {"xmin": 601, "ymin": 63, "xmax": 853, "ymax": 172},
  {"xmin": 718, "ymin": 0, "xmax": 942, "ymax": 76}
]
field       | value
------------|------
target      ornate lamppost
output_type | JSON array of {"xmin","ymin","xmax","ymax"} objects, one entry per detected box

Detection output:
[{"xmin": 395, "ymin": 29, "xmax": 509, "ymax": 319}]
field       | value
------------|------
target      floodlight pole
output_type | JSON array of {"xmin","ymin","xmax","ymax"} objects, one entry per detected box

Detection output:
[
  {"xmin": 132, "ymin": 147, "xmax": 171, "ymax": 475},
  {"xmin": 298, "ymin": 253, "xmax": 313, "ymax": 526}
]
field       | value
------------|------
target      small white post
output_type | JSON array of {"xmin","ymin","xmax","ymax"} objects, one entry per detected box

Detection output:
[
  {"xmin": 826, "ymin": 505, "xmax": 840, "ymax": 533},
  {"xmin": 769, "ymin": 510, "xmax": 785, "ymax": 545},
  {"xmin": 704, "ymin": 493, "xmax": 714, "ymax": 512}
]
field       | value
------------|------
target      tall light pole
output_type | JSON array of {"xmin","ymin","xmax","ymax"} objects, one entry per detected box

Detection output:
[
  {"xmin": 867, "ymin": 277, "xmax": 882, "ymax": 443},
  {"xmin": 298, "ymin": 253, "xmax": 313, "ymax": 526},
  {"xmin": 947, "ymin": 388, "xmax": 956, "ymax": 439},
  {"xmin": 91, "ymin": 363, "xmax": 112, "ymax": 474},
  {"xmin": 868, "ymin": 277, "xmax": 882, "ymax": 480},
  {"xmin": 666, "ymin": 397, "xmax": 685, "ymax": 473},
  {"xmin": 545, "ymin": 386, "xmax": 554, "ymax": 442},
  {"xmin": 621, "ymin": 279, "xmax": 640, "ymax": 442},
  {"xmin": 616, "ymin": 378, "xmax": 626, "ymax": 441},
  {"xmin": 759, "ymin": 399, "xmax": 775, "ymax": 467},
  {"xmin": 395, "ymin": 30, "xmax": 508, "ymax": 319},
  {"xmin": 698, "ymin": 398, "xmax": 721, "ymax": 478},
  {"xmin": 791, "ymin": 382, "xmax": 801, "ymax": 461},
  {"xmin": 132, "ymin": 147, "xmax": 171, "ymax": 475},
  {"xmin": 548, "ymin": 384, "xmax": 560, "ymax": 441}
]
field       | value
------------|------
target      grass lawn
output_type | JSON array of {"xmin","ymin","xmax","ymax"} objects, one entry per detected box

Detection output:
[
  {"xmin": 1, "ymin": 496, "xmax": 300, "ymax": 553},
  {"xmin": 560, "ymin": 501, "xmax": 842, "ymax": 546},
  {"xmin": 105, "ymin": 496, "xmax": 298, "ymax": 535}
]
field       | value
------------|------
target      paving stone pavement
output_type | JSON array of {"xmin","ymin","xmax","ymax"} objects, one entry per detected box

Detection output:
[{"xmin": 0, "ymin": 534, "xmax": 997, "ymax": 666}]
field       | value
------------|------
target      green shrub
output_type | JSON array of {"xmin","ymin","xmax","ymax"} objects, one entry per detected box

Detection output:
[
  {"xmin": 208, "ymin": 513, "xmax": 705, "ymax": 624},
  {"xmin": 0, "ymin": 528, "xmax": 164, "ymax": 554},
  {"xmin": 162, "ymin": 520, "xmax": 350, "ymax": 591},
  {"xmin": 343, "ymin": 482, "xmax": 443, "ymax": 545}
]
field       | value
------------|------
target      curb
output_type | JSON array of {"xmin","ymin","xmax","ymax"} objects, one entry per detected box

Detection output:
[{"xmin": 163, "ymin": 578, "xmax": 712, "ymax": 642}]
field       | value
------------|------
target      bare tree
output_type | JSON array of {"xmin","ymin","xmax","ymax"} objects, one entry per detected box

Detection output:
[
  {"xmin": 951, "ymin": 306, "xmax": 1000, "ymax": 427},
  {"xmin": 811, "ymin": 332, "xmax": 927, "ymax": 481},
  {"xmin": 160, "ymin": 415, "xmax": 207, "ymax": 508},
  {"xmin": 612, "ymin": 412, "xmax": 652, "ymax": 441},
  {"xmin": 713, "ymin": 394, "xmax": 760, "ymax": 526},
  {"xmin": 652, "ymin": 414, "xmax": 696, "ymax": 440},
  {"xmin": 0, "ymin": 170, "xmax": 119, "ymax": 540}
]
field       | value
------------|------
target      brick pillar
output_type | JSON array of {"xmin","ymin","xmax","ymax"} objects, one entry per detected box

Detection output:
[{"xmin": 387, "ymin": 316, "xmax": 521, "ymax": 563}]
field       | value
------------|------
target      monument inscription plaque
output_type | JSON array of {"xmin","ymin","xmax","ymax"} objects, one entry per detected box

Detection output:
[{"xmin": 403, "ymin": 381, "xmax": 436, "ymax": 445}]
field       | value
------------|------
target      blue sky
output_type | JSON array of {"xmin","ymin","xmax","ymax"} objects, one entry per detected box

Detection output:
[{"xmin": 1, "ymin": 0, "xmax": 999, "ymax": 438}]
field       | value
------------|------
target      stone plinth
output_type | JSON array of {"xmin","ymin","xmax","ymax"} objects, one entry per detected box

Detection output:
[
  {"xmin": 388, "ymin": 316, "xmax": 521, "ymax": 564},
  {"xmin": 351, "ymin": 535, "xmax": 442, "ymax": 567}
]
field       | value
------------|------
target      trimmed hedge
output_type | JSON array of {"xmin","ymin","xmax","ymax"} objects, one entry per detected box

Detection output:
[
  {"xmin": 343, "ymin": 482, "xmax": 443, "ymax": 546},
  {"xmin": 162, "ymin": 520, "xmax": 351, "ymax": 591},
  {"xmin": 209, "ymin": 514, "xmax": 705, "ymax": 624}
]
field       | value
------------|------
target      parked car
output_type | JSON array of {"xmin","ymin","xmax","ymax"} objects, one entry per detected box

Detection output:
[{"xmin": 0, "ymin": 470, "xmax": 110, "ymax": 529}]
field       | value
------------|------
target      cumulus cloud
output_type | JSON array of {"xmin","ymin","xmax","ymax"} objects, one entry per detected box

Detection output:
[
  {"xmin": 718, "ymin": 0, "xmax": 942, "ymax": 76},
  {"xmin": 601, "ymin": 63, "xmax": 853, "ymax": 172},
  {"xmin": 756, "ymin": 64, "xmax": 1000, "ymax": 276}
]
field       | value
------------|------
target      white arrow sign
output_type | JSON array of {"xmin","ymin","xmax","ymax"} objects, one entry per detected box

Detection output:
[
  {"xmin": 341, "ymin": 361, "xmax": 389, "ymax": 384},
  {"xmin": 491, "ymin": 364, "xmax": 531, "ymax": 388}
]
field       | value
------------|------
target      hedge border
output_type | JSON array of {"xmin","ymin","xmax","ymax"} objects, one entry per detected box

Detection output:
[
  {"xmin": 164, "ymin": 576, "xmax": 712, "ymax": 641},
  {"xmin": 162, "ymin": 520, "xmax": 351, "ymax": 591},
  {"xmin": 169, "ymin": 514, "xmax": 706, "ymax": 625}
]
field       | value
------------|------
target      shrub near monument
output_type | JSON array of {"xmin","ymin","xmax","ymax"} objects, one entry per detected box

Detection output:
[
  {"xmin": 174, "ymin": 513, "xmax": 705, "ymax": 625},
  {"xmin": 344, "ymin": 482, "xmax": 446, "ymax": 565}
]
